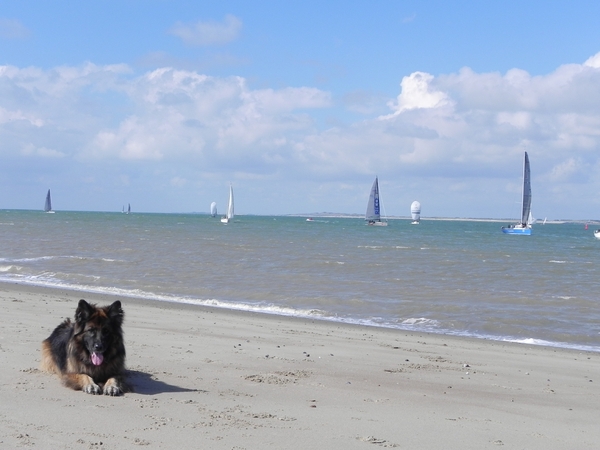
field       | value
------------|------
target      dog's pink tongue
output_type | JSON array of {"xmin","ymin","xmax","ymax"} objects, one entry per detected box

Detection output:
[{"xmin": 91, "ymin": 352, "xmax": 104, "ymax": 366}]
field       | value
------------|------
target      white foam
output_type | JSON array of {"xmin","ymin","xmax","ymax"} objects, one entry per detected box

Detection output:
[
  {"xmin": 502, "ymin": 337, "xmax": 599, "ymax": 353},
  {"xmin": 1, "ymin": 279, "xmax": 598, "ymax": 355},
  {"xmin": 401, "ymin": 317, "xmax": 439, "ymax": 326},
  {"xmin": 0, "ymin": 256, "xmax": 55, "ymax": 263}
]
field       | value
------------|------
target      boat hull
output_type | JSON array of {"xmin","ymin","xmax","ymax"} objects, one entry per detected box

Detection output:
[
  {"xmin": 594, "ymin": 230, "xmax": 600, "ymax": 239},
  {"xmin": 501, "ymin": 226, "xmax": 531, "ymax": 235},
  {"xmin": 367, "ymin": 221, "xmax": 388, "ymax": 227}
]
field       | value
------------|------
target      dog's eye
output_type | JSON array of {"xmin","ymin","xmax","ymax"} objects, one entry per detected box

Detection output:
[{"xmin": 101, "ymin": 328, "xmax": 110, "ymax": 336}]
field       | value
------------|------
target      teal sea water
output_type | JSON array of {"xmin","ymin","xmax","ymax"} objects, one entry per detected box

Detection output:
[{"xmin": 1, "ymin": 210, "xmax": 599, "ymax": 352}]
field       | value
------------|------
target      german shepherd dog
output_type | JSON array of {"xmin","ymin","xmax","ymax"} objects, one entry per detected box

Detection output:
[{"xmin": 41, "ymin": 299, "xmax": 129, "ymax": 395}]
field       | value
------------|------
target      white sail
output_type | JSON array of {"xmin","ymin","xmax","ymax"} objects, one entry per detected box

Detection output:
[
  {"xmin": 410, "ymin": 201, "xmax": 421, "ymax": 224},
  {"xmin": 44, "ymin": 189, "xmax": 54, "ymax": 213},
  {"xmin": 365, "ymin": 177, "xmax": 387, "ymax": 226},
  {"xmin": 210, "ymin": 202, "xmax": 217, "ymax": 217},
  {"xmin": 221, "ymin": 184, "xmax": 234, "ymax": 223},
  {"xmin": 226, "ymin": 185, "xmax": 234, "ymax": 219}
]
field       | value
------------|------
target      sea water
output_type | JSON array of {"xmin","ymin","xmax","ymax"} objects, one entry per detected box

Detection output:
[{"xmin": 1, "ymin": 210, "xmax": 598, "ymax": 352}]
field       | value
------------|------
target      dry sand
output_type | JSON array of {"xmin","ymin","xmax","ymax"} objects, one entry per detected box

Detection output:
[{"xmin": 0, "ymin": 282, "xmax": 599, "ymax": 449}]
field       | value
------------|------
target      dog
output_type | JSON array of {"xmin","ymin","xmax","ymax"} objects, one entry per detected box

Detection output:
[{"xmin": 41, "ymin": 299, "xmax": 129, "ymax": 396}]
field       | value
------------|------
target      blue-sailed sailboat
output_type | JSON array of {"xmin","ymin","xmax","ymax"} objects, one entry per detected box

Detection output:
[
  {"xmin": 365, "ymin": 177, "xmax": 387, "ymax": 226},
  {"xmin": 44, "ymin": 189, "xmax": 55, "ymax": 213},
  {"xmin": 502, "ymin": 152, "xmax": 532, "ymax": 235}
]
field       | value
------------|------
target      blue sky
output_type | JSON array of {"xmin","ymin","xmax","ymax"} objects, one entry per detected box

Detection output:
[{"xmin": 2, "ymin": 1, "xmax": 600, "ymax": 219}]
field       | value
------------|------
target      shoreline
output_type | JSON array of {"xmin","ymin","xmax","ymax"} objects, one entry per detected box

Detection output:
[
  {"xmin": 2, "ymin": 280, "xmax": 597, "ymax": 355},
  {"xmin": 1, "ymin": 281, "xmax": 599, "ymax": 449}
]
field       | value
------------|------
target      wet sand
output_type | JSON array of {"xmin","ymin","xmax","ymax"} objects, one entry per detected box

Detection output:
[{"xmin": 1, "ymin": 282, "xmax": 599, "ymax": 449}]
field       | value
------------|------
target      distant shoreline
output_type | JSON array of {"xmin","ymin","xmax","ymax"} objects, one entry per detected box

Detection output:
[
  {"xmin": 2, "ymin": 208, "xmax": 595, "ymax": 224},
  {"xmin": 289, "ymin": 213, "xmax": 583, "ymax": 224}
]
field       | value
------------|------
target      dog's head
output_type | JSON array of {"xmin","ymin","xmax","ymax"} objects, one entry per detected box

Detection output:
[{"xmin": 74, "ymin": 299, "xmax": 124, "ymax": 366}]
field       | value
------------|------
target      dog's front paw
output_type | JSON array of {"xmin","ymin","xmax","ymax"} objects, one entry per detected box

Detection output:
[
  {"xmin": 83, "ymin": 383, "xmax": 102, "ymax": 395},
  {"xmin": 103, "ymin": 377, "xmax": 124, "ymax": 396},
  {"xmin": 103, "ymin": 384, "xmax": 122, "ymax": 396}
]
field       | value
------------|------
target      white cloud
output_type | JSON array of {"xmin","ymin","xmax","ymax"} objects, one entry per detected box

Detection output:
[
  {"xmin": 584, "ymin": 51, "xmax": 600, "ymax": 68},
  {"xmin": 382, "ymin": 71, "xmax": 451, "ymax": 117},
  {"xmin": 547, "ymin": 157, "xmax": 583, "ymax": 182},
  {"xmin": 21, "ymin": 144, "xmax": 65, "ymax": 158},
  {"xmin": 169, "ymin": 15, "xmax": 242, "ymax": 46},
  {"xmin": 83, "ymin": 67, "xmax": 331, "ymax": 163},
  {"xmin": 170, "ymin": 176, "xmax": 187, "ymax": 187},
  {"xmin": 402, "ymin": 14, "xmax": 417, "ymax": 24},
  {"xmin": 3, "ymin": 53, "xmax": 600, "ymax": 217},
  {"xmin": 0, "ymin": 106, "xmax": 44, "ymax": 126},
  {"xmin": 0, "ymin": 18, "xmax": 30, "ymax": 39},
  {"xmin": 496, "ymin": 112, "xmax": 531, "ymax": 129}
]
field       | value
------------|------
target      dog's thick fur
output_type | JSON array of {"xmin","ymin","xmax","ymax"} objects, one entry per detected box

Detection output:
[{"xmin": 41, "ymin": 299, "xmax": 129, "ymax": 396}]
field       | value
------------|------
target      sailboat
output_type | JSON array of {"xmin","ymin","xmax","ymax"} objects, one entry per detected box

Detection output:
[
  {"xmin": 210, "ymin": 202, "xmax": 217, "ymax": 217},
  {"xmin": 126, "ymin": 203, "xmax": 131, "ymax": 215},
  {"xmin": 502, "ymin": 152, "xmax": 532, "ymax": 235},
  {"xmin": 220, "ymin": 184, "xmax": 234, "ymax": 224},
  {"xmin": 410, "ymin": 201, "xmax": 421, "ymax": 224},
  {"xmin": 365, "ymin": 177, "xmax": 388, "ymax": 226},
  {"xmin": 44, "ymin": 189, "xmax": 55, "ymax": 213}
]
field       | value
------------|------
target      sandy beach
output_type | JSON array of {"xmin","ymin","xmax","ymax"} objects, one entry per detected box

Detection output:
[{"xmin": 0, "ymin": 282, "xmax": 598, "ymax": 449}]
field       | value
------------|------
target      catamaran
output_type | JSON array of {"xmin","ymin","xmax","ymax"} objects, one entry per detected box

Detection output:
[
  {"xmin": 44, "ymin": 189, "xmax": 55, "ymax": 213},
  {"xmin": 365, "ymin": 177, "xmax": 387, "ymax": 226},
  {"xmin": 502, "ymin": 152, "xmax": 532, "ymax": 235},
  {"xmin": 221, "ymin": 184, "xmax": 234, "ymax": 224}
]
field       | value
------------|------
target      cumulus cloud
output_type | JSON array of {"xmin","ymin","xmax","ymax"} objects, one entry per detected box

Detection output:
[
  {"xmin": 3, "ymin": 52, "xmax": 600, "ymax": 216},
  {"xmin": 0, "ymin": 18, "xmax": 30, "ymax": 39},
  {"xmin": 82, "ymin": 67, "xmax": 332, "ymax": 164},
  {"xmin": 0, "ymin": 106, "xmax": 44, "ymax": 126},
  {"xmin": 584, "ymin": 53, "xmax": 600, "ymax": 69},
  {"xmin": 369, "ymin": 53, "xmax": 600, "ymax": 180},
  {"xmin": 547, "ymin": 157, "xmax": 585, "ymax": 183},
  {"xmin": 169, "ymin": 15, "xmax": 242, "ymax": 46},
  {"xmin": 382, "ymin": 71, "xmax": 451, "ymax": 117},
  {"xmin": 21, "ymin": 144, "xmax": 65, "ymax": 158}
]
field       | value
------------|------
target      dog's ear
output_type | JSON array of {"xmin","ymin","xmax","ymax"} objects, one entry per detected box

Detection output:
[
  {"xmin": 75, "ymin": 299, "xmax": 94, "ymax": 324},
  {"xmin": 108, "ymin": 301, "xmax": 124, "ymax": 325}
]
